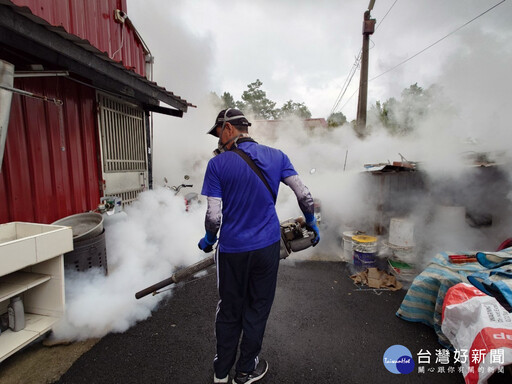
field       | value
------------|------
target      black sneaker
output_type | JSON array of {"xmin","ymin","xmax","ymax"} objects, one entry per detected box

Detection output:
[{"xmin": 233, "ymin": 359, "xmax": 268, "ymax": 384}]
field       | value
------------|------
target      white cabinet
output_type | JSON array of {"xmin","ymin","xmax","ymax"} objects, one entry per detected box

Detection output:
[{"xmin": 0, "ymin": 222, "xmax": 72, "ymax": 362}]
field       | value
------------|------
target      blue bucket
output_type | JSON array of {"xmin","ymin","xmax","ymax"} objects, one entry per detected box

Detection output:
[
  {"xmin": 352, "ymin": 235, "xmax": 378, "ymax": 270},
  {"xmin": 354, "ymin": 251, "xmax": 377, "ymax": 268}
]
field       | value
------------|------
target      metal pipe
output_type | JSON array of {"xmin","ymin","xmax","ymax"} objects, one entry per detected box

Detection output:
[
  {"xmin": 0, "ymin": 83, "xmax": 63, "ymax": 105},
  {"xmin": 14, "ymin": 71, "xmax": 69, "ymax": 78},
  {"xmin": 135, "ymin": 255, "xmax": 215, "ymax": 299}
]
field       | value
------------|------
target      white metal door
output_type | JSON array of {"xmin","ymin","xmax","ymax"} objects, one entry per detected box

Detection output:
[{"xmin": 97, "ymin": 92, "xmax": 148, "ymax": 205}]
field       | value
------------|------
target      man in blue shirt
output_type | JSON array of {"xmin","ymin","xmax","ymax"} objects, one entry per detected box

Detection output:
[{"xmin": 198, "ymin": 108, "xmax": 320, "ymax": 384}]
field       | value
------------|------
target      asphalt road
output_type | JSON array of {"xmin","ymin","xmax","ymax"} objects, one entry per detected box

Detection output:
[{"xmin": 56, "ymin": 260, "xmax": 465, "ymax": 384}]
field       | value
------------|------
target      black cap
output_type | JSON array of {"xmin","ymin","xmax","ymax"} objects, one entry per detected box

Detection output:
[{"xmin": 207, "ymin": 108, "xmax": 251, "ymax": 137}]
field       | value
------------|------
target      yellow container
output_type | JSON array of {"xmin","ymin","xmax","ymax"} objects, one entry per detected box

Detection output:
[{"xmin": 352, "ymin": 235, "xmax": 378, "ymax": 244}]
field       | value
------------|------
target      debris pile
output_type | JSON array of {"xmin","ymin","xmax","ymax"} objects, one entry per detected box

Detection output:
[{"xmin": 350, "ymin": 267, "xmax": 403, "ymax": 291}]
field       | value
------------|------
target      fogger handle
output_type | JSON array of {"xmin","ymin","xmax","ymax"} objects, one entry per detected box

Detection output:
[{"xmin": 135, "ymin": 255, "xmax": 215, "ymax": 300}]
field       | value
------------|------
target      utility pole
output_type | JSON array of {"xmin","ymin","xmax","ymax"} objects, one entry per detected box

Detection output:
[{"xmin": 356, "ymin": 0, "xmax": 376, "ymax": 133}]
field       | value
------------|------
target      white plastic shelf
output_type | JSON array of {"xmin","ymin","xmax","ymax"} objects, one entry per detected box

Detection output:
[
  {"xmin": 0, "ymin": 272, "xmax": 51, "ymax": 302},
  {"xmin": 0, "ymin": 313, "xmax": 59, "ymax": 361},
  {"xmin": 0, "ymin": 221, "xmax": 72, "ymax": 363}
]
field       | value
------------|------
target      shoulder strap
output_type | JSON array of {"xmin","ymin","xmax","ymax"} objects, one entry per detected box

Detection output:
[{"xmin": 232, "ymin": 148, "xmax": 276, "ymax": 202}]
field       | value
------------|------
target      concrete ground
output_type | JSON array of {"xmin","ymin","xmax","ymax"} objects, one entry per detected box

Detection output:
[{"xmin": 1, "ymin": 260, "xmax": 466, "ymax": 384}]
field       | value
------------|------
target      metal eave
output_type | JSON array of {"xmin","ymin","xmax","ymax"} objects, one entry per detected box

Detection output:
[{"xmin": 0, "ymin": 3, "xmax": 191, "ymax": 113}]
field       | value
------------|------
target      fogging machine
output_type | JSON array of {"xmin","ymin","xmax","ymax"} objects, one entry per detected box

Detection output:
[{"xmin": 135, "ymin": 217, "xmax": 316, "ymax": 299}]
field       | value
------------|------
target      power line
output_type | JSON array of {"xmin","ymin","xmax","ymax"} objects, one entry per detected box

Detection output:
[
  {"xmin": 370, "ymin": 0, "xmax": 507, "ymax": 82},
  {"xmin": 375, "ymin": 0, "xmax": 399, "ymax": 32},
  {"xmin": 340, "ymin": 87, "xmax": 359, "ymax": 112},
  {"xmin": 330, "ymin": 50, "xmax": 361, "ymax": 115},
  {"xmin": 337, "ymin": 0, "xmax": 507, "ymax": 113}
]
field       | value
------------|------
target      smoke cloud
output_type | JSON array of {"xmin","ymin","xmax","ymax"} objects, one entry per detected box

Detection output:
[{"xmin": 52, "ymin": 190, "xmax": 208, "ymax": 340}]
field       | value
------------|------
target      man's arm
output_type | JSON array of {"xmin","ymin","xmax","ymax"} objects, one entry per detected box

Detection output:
[
  {"xmin": 198, "ymin": 196, "xmax": 222, "ymax": 253},
  {"xmin": 205, "ymin": 196, "xmax": 222, "ymax": 235},
  {"xmin": 283, "ymin": 175, "xmax": 320, "ymax": 246},
  {"xmin": 283, "ymin": 175, "xmax": 314, "ymax": 216}
]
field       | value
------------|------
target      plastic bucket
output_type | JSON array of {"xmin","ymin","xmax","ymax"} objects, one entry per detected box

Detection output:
[
  {"xmin": 388, "ymin": 258, "xmax": 417, "ymax": 283},
  {"xmin": 352, "ymin": 235, "xmax": 378, "ymax": 269},
  {"xmin": 389, "ymin": 217, "xmax": 415, "ymax": 247},
  {"xmin": 383, "ymin": 240, "xmax": 417, "ymax": 265},
  {"xmin": 392, "ymin": 245, "xmax": 416, "ymax": 265},
  {"xmin": 341, "ymin": 230, "xmax": 358, "ymax": 263}
]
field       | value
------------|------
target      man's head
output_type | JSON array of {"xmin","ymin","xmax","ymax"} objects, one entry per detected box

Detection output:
[
  {"xmin": 208, "ymin": 108, "xmax": 252, "ymax": 153},
  {"xmin": 207, "ymin": 108, "xmax": 251, "ymax": 138}
]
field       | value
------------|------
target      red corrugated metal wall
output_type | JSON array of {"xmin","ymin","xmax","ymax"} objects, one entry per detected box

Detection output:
[
  {"xmin": 10, "ymin": 0, "xmax": 146, "ymax": 77},
  {"xmin": 0, "ymin": 77, "xmax": 100, "ymax": 224}
]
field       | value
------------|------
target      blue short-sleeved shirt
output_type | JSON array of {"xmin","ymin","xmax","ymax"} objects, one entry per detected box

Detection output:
[{"xmin": 201, "ymin": 141, "xmax": 297, "ymax": 253}]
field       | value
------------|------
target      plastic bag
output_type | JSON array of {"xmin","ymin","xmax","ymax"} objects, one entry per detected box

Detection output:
[{"xmin": 441, "ymin": 283, "xmax": 512, "ymax": 384}]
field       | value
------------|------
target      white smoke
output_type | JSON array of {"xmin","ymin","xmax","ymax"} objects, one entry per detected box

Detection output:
[{"xmin": 52, "ymin": 189, "xmax": 208, "ymax": 340}]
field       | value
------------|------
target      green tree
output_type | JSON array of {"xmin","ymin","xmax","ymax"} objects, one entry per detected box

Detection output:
[
  {"xmin": 237, "ymin": 79, "xmax": 277, "ymax": 119},
  {"xmin": 208, "ymin": 91, "xmax": 237, "ymax": 110},
  {"xmin": 212, "ymin": 79, "xmax": 314, "ymax": 121},
  {"xmin": 327, "ymin": 111, "xmax": 347, "ymax": 128},
  {"xmin": 370, "ymin": 98, "xmax": 399, "ymax": 134},
  {"xmin": 221, "ymin": 92, "xmax": 237, "ymax": 109},
  {"xmin": 208, "ymin": 91, "xmax": 223, "ymax": 109},
  {"xmin": 401, "ymin": 83, "xmax": 423, "ymax": 99},
  {"xmin": 278, "ymin": 100, "xmax": 312, "ymax": 119},
  {"xmin": 369, "ymin": 83, "xmax": 440, "ymax": 136},
  {"xmin": 399, "ymin": 83, "xmax": 427, "ymax": 134}
]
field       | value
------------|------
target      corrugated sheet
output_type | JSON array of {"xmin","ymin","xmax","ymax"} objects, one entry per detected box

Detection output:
[
  {"xmin": 0, "ymin": 77, "xmax": 101, "ymax": 224},
  {"xmin": 2, "ymin": 0, "xmax": 194, "ymax": 109},
  {"xmin": 9, "ymin": 0, "xmax": 146, "ymax": 77}
]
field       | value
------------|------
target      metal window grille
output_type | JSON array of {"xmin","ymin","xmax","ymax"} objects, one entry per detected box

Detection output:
[
  {"xmin": 98, "ymin": 94, "xmax": 147, "ymax": 172},
  {"xmin": 117, "ymin": 189, "xmax": 143, "ymax": 205}
]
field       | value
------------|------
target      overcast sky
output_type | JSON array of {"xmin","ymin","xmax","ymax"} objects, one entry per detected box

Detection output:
[{"xmin": 127, "ymin": 0, "xmax": 511, "ymax": 121}]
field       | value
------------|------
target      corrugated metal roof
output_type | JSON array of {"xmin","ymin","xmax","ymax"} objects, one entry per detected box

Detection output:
[{"xmin": 1, "ymin": 0, "xmax": 195, "ymax": 110}]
